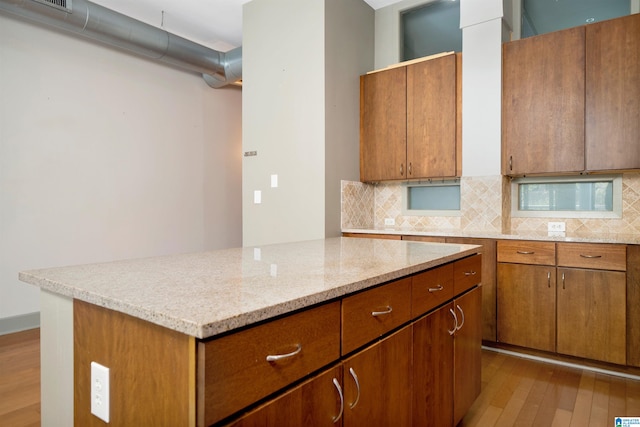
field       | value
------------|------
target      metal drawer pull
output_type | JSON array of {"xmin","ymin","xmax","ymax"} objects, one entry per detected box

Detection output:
[
  {"xmin": 428, "ymin": 284, "xmax": 444, "ymax": 293},
  {"xmin": 400, "ymin": 163, "xmax": 404, "ymax": 176},
  {"xmin": 547, "ymin": 271, "xmax": 551, "ymax": 288},
  {"xmin": 348, "ymin": 368, "xmax": 360, "ymax": 409},
  {"xmin": 372, "ymin": 306, "xmax": 393, "ymax": 317},
  {"xmin": 456, "ymin": 305, "xmax": 465, "ymax": 331},
  {"xmin": 448, "ymin": 308, "xmax": 458, "ymax": 335},
  {"xmin": 464, "ymin": 271, "xmax": 477, "ymax": 276},
  {"xmin": 562, "ymin": 272, "xmax": 566, "ymax": 290},
  {"xmin": 332, "ymin": 378, "xmax": 344, "ymax": 423},
  {"xmin": 266, "ymin": 344, "xmax": 302, "ymax": 362},
  {"xmin": 516, "ymin": 251, "xmax": 535, "ymax": 255},
  {"xmin": 580, "ymin": 254, "xmax": 602, "ymax": 259}
]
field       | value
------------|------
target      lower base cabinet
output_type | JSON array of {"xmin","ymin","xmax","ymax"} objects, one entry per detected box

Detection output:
[{"xmin": 413, "ymin": 286, "xmax": 482, "ymax": 426}]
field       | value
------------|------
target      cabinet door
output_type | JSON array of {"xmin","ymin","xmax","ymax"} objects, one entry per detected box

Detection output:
[
  {"xmin": 586, "ymin": 13, "xmax": 640, "ymax": 171},
  {"xmin": 413, "ymin": 303, "xmax": 454, "ymax": 426},
  {"xmin": 557, "ymin": 268, "xmax": 626, "ymax": 365},
  {"xmin": 227, "ymin": 365, "xmax": 344, "ymax": 427},
  {"xmin": 343, "ymin": 326, "xmax": 412, "ymax": 426},
  {"xmin": 407, "ymin": 53, "xmax": 457, "ymax": 179},
  {"xmin": 447, "ymin": 237, "xmax": 497, "ymax": 342},
  {"xmin": 453, "ymin": 287, "xmax": 482, "ymax": 426},
  {"xmin": 502, "ymin": 26, "xmax": 585, "ymax": 175},
  {"xmin": 360, "ymin": 68, "xmax": 407, "ymax": 182},
  {"xmin": 497, "ymin": 263, "xmax": 556, "ymax": 352}
]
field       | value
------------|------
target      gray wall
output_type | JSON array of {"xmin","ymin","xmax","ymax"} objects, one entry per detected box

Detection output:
[{"xmin": 0, "ymin": 14, "xmax": 242, "ymax": 331}]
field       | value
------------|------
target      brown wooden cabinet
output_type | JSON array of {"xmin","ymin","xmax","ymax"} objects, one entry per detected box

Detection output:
[
  {"xmin": 586, "ymin": 13, "xmax": 640, "ymax": 171},
  {"xmin": 502, "ymin": 26, "xmax": 585, "ymax": 176},
  {"xmin": 503, "ymin": 14, "xmax": 640, "ymax": 176},
  {"xmin": 342, "ymin": 326, "xmax": 412, "ymax": 426},
  {"xmin": 413, "ymin": 286, "xmax": 482, "ymax": 427},
  {"xmin": 497, "ymin": 262, "xmax": 557, "ymax": 352},
  {"xmin": 360, "ymin": 53, "xmax": 461, "ymax": 182},
  {"xmin": 556, "ymin": 242, "xmax": 627, "ymax": 364}
]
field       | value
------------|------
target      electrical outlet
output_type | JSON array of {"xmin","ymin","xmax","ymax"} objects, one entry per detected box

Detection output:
[
  {"xmin": 384, "ymin": 218, "xmax": 395, "ymax": 226},
  {"xmin": 91, "ymin": 362, "xmax": 110, "ymax": 423},
  {"xmin": 254, "ymin": 190, "xmax": 262, "ymax": 204},
  {"xmin": 547, "ymin": 221, "xmax": 566, "ymax": 232}
]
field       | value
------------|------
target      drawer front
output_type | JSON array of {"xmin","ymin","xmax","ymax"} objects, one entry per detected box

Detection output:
[
  {"xmin": 197, "ymin": 301, "xmax": 341, "ymax": 426},
  {"xmin": 497, "ymin": 240, "xmax": 556, "ymax": 265},
  {"xmin": 453, "ymin": 254, "xmax": 482, "ymax": 295},
  {"xmin": 411, "ymin": 263, "xmax": 454, "ymax": 317},
  {"xmin": 342, "ymin": 277, "xmax": 412, "ymax": 355},
  {"xmin": 557, "ymin": 243, "xmax": 626, "ymax": 271}
]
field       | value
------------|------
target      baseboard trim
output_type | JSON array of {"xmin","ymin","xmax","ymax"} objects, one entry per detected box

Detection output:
[
  {"xmin": 0, "ymin": 312, "xmax": 40, "ymax": 335},
  {"xmin": 483, "ymin": 345, "xmax": 640, "ymax": 381}
]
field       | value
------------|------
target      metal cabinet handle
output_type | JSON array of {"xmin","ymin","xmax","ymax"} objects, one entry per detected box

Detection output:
[
  {"xmin": 516, "ymin": 251, "xmax": 535, "ymax": 255},
  {"xmin": 562, "ymin": 272, "xmax": 565, "ymax": 290},
  {"xmin": 547, "ymin": 271, "xmax": 551, "ymax": 288},
  {"xmin": 448, "ymin": 308, "xmax": 458, "ymax": 335},
  {"xmin": 456, "ymin": 304, "xmax": 465, "ymax": 331},
  {"xmin": 580, "ymin": 254, "xmax": 602, "ymax": 259},
  {"xmin": 372, "ymin": 306, "xmax": 393, "ymax": 317},
  {"xmin": 509, "ymin": 155, "xmax": 513, "ymax": 171},
  {"xmin": 428, "ymin": 284, "xmax": 444, "ymax": 293},
  {"xmin": 266, "ymin": 344, "xmax": 302, "ymax": 362},
  {"xmin": 332, "ymin": 378, "xmax": 344, "ymax": 423},
  {"xmin": 348, "ymin": 368, "xmax": 360, "ymax": 409},
  {"xmin": 400, "ymin": 163, "xmax": 404, "ymax": 176},
  {"xmin": 464, "ymin": 271, "xmax": 477, "ymax": 276},
  {"xmin": 408, "ymin": 162, "xmax": 412, "ymax": 176}
]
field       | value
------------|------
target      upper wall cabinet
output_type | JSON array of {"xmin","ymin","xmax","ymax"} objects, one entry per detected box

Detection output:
[
  {"xmin": 360, "ymin": 53, "xmax": 461, "ymax": 182},
  {"xmin": 586, "ymin": 13, "xmax": 640, "ymax": 171},
  {"xmin": 502, "ymin": 26, "xmax": 586, "ymax": 176},
  {"xmin": 502, "ymin": 14, "xmax": 640, "ymax": 177}
]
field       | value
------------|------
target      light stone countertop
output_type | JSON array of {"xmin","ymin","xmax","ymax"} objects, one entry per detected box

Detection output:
[
  {"xmin": 19, "ymin": 237, "xmax": 480, "ymax": 339},
  {"xmin": 342, "ymin": 228, "xmax": 640, "ymax": 245}
]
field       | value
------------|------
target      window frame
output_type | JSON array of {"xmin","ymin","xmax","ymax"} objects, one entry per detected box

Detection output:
[
  {"xmin": 510, "ymin": 175, "xmax": 623, "ymax": 219},
  {"xmin": 402, "ymin": 180, "xmax": 462, "ymax": 217}
]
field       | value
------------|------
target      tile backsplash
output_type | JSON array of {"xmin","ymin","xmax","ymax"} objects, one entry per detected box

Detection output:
[{"xmin": 341, "ymin": 174, "xmax": 640, "ymax": 236}]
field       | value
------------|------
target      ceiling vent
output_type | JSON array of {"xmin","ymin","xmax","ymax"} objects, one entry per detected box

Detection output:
[{"xmin": 32, "ymin": 0, "xmax": 71, "ymax": 13}]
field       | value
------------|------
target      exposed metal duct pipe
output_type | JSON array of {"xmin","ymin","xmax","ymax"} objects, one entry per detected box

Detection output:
[{"xmin": 0, "ymin": 0, "xmax": 242, "ymax": 88}]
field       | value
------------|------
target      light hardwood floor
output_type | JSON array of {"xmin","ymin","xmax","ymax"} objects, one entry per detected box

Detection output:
[
  {"xmin": 0, "ymin": 328, "xmax": 40, "ymax": 426},
  {"xmin": 1, "ymin": 328, "xmax": 639, "ymax": 427}
]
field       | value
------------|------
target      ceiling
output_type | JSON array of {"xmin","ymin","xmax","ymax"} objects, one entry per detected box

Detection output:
[{"xmin": 88, "ymin": 0, "xmax": 403, "ymax": 52}]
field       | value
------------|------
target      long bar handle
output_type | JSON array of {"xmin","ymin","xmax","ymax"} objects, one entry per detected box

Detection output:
[
  {"xmin": 456, "ymin": 305, "xmax": 465, "ymax": 331},
  {"xmin": 448, "ymin": 308, "xmax": 458, "ymax": 335},
  {"xmin": 428, "ymin": 284, "xmax": 444, "ymax": 293},
  {"xmin": 372, "ymin": 306, "xmax": 393, "ymax": 317},
  {"xmin": 562, "ymin": 272, "xmax": 565, "ymax": 290},
  {"xmin": 400, "ymin": 163, "xmax": 404, "ymax": 176},
  {"xmin": 266, "ymin": 344, "xmax": 302, "ymax": 362},
  {"xmin": 348, "ymin": 368, "xmax": 360, "ymax": 409},
  {"xmin": 464, "ymin": 271, "xmax": 477, "ymax": 276},
  {"xmin": 580, "ymin": 254, "xmax": 602, "ymax": 259},
  {"xmin": 516, "ymin": 251, "xmax": 535, "ymax": 255},
  {"xmin": 332, "ymin": 378, "xmax": 344, "ymax": 423},
  {"xmin": 547, "ymin": 271, "xmax": 551, "ymax": 288}
]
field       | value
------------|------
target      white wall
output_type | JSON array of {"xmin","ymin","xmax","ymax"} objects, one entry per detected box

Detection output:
[
  {"xmin": 0, "ymin": 15, "xmax": 242, "ymax": 329},
  {"xmin": 242, "ymin": 0, "xmax": 373, "ymax": 247}
]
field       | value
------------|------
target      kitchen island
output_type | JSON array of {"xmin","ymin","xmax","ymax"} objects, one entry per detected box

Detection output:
[{"xmin": 21, "ymin": 237, "xmax": 481, "ymax": 426}]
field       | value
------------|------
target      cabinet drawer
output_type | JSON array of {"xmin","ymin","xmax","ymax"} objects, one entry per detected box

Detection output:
[
  {"xmin": 497, "ymin": 240, "xmax": 556, "ymax": 265},
  {"xmin": 197, "ymin": 301, "xmax": 341, "ymax": 426},
  {"xmin": 342, "ymin": 277, "xmax": 412, "ymax": 355},
  {"xmin": 412, "ymin": 263, "xmax": 454, "ymax": 317},
  {"xmin": 454, "ymin": 254, "xmax": 482, "ymax": 295},
  {"xmin": 557, "ymin": 243, "xmax": 626, "ymax": 271}
]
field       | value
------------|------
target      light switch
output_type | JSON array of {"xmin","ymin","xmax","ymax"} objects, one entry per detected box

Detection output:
[{"xmin": 254, "ymin": 190, "xmax": 262, "ymax": 204}]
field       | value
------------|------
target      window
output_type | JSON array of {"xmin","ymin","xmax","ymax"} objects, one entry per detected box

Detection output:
[
  {"xmin": 512, "ymin": 175, "xmax": 622, "ymax": 218},
  {"xmin": 401, "ymin": 0, "xmax": 462, "ymax": 61},
  {"xmin": 403, "ymin": 181, "xmax": 461, "ymax": 216}
]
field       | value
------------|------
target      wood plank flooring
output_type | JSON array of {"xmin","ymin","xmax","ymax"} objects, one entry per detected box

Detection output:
[
  {"xmin": 1, "ymin": 329, "xmax": 639, "ymax": 427},
  {"xmin": 0, "ymin": 328, "xmax": 40, "ymax": 426},
  {"xmin": 460, "ymin": 348, "xmax": 640, "ymax": 427}
]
